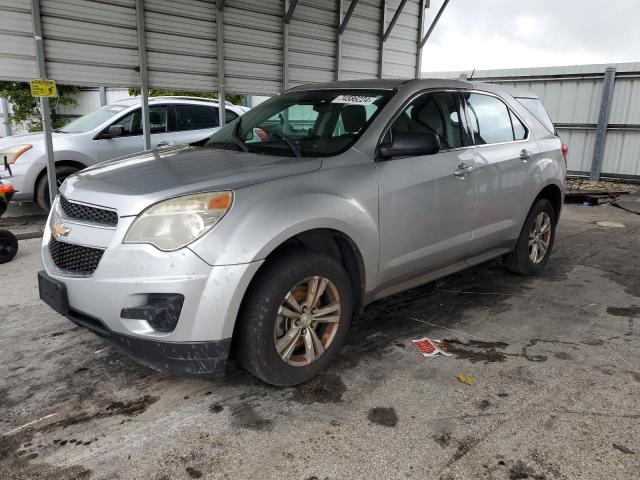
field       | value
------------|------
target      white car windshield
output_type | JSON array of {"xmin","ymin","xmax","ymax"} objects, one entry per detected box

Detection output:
[{"xmin": 59, "ymin": 104, "xmax": 128, "ymax": 133}]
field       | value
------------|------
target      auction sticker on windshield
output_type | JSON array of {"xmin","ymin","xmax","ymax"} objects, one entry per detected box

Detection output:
[{"xmin": 332, "ymin": 95, "xmax": 378, "ymax": 105}]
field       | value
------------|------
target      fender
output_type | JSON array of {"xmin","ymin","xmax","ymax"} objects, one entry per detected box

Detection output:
[{"xmin": 190, "ymin": 170, "xmax": 380, "ymax": 293}]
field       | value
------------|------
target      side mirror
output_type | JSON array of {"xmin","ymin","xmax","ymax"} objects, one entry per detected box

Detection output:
[
  {"xmin": 379, "ymin": 131, "xmax": 440, "ymax": 159},
  {"xmin": 103, "ymin": 125, "xmax": 123, "ymax": 139}
]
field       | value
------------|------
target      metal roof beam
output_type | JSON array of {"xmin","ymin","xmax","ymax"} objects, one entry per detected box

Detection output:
[
  {"xmin": 284, "ymin": 0, "xmax": 298, "ymax": 24},
  {"xmin": 339, "ymin": 0, "xmax": 360, "ymax": 35},
  {"xmin": 135, "ymin": 0, "xmax": 151, "ymax": 150},
  {"xmin": 382, "ymin": 0, "xmax": 408, "ymax": 43},
  {"xmin": 419, "ymin": 0, "xmax": 449, "ymax": 49}
]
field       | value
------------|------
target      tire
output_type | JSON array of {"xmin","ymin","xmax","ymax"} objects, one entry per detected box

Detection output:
[
  {"xmin": 0, "ymin": 229, "xmax": 18, "ymax": 264},
  {"xmin": 503, "ymin": 198, "xmax": 557, "ymax": 275},
  {"xmin": 35, "ymin": 165, "xmax": 80, "ymax": 211},
  {"xmin": 235, "ymin": 251, "xmax": 353, "ymax": 386}
]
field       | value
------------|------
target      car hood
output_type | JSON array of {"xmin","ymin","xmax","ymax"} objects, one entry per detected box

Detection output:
[
  {"xmin": 0, "ymin": 131, "xmax": 70, "ymax": 150},
  {"xmin": 61, "ymin": 145, "xmax": 321, "ymax": 216}
]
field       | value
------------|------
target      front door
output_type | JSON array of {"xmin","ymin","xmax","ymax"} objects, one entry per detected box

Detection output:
[
  {"xmin": 97, "ymin": 105, "xmax": 174, "ymax": 161},
  {"xmin": 378, "ymin": 91, "xmax": 477, "ymax": 285}
]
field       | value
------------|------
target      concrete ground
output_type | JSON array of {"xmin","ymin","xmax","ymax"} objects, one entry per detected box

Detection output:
[{"xmin": 1, "ymin": 200, "xmax": 640, "ymax": 480}]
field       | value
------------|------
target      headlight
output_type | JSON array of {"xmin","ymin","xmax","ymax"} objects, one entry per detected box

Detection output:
[
  {"xmin": 1, "ymin": 145, "xmax": 33, "ymax": 165},
  {"xmin": 123, "ymin": 191, "xmax": 233, "ymax": 251}
]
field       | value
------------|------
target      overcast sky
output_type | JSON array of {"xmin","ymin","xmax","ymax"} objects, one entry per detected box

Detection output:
[{"xmin": 421, "ymin": 0, "xmax": 640, "ymax": 73}]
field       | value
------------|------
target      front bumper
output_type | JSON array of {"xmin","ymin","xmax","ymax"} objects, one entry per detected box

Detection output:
[
  {"xmin": 40, "ymin": 196, "xmax": 263, "ymax": 376},
  {"xmin": 66, "ymin": 302, "xmax": 232, "ymax": 377}
]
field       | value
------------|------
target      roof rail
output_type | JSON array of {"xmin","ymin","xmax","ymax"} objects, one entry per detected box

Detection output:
[
  {"xmin": 150, "ymin": 96, "xmax": 234, "ymax": 105},
  {"xmin": 117, "ymin": 96, "xmax": 234, "ymax": 106}
]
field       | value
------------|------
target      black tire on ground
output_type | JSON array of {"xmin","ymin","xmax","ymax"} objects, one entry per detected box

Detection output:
[
  {"xmin": 235, "ymin": 251, "xmax": 354, "ymax": 387},
  {"xmin": 0, "ymin": 229, "xmax": 18, "ymax": 264},
  {"xmin": 503, "ymin": 198, "xmax": 557, "ymax": 275},
  {"xmin": 35, "ymin": 165, "xmax": 81, "ymax": 211}
]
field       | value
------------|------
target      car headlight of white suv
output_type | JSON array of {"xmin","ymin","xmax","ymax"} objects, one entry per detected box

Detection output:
[
  {"xmin": 123, "ymin": 191, "xmax": 233, "ymax": 251},
  {"xmin": 1, "ymin": 144, "xmax": 32, "ymax": 164}
]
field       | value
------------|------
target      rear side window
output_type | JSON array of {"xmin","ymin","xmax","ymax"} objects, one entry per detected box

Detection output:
[
  {"xmin": 465, "ymin": 93, "xmax": 515, "ymax": 145},
  {"xmin": 517, "ymin": 98, "xmax": 555, "ymax": 134},
  {"xmin": 175, "ymin": 105, "xmax": 217, "ymax": 131}
]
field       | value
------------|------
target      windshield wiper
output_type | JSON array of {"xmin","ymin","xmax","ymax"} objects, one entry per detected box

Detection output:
[
  {"xmin": 231, "ymin": 118, "xmax": 249, "ymax": 152},
  {"xmin": 270, "ymin": 131, "xmax": 301, "ymax": 159}
]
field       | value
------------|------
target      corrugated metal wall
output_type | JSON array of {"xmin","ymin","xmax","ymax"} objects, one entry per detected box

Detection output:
[
  {"xmin": 426, "ymin": 63, "xmax": 640, "ymax": 178},
  {"xmin": 0, "ymin": 0, "xmax": 424, "ymax": 96}
]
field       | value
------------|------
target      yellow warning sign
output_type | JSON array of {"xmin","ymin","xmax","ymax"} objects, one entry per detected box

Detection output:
[{"xmin": 30, "ymin": 79, "xmax": 58, "ymax": 97}]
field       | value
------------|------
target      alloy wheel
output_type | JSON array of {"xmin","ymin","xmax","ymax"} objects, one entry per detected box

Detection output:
[
  {"xmin": 274, "ymin": 275, "xmax": 341, "ymax": 367},
  {"xmin": 529, "ymin": 212, "xmax": 552, "ymax": 264}
]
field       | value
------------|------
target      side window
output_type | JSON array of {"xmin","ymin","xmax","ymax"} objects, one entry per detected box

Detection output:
[
  {"xmin": 388, "ymin": 92, "xmax": 464, "ymax": 150},
  {"xmin": 112, "ymin": 106, "xmax": 168, "ymax": 136},
  {"xmin": 465, "ymin": 94, "xmax": 515, "ymax": 145},
  {"xmin": 225, "ymin": 109, "xmax": 238, "ymax": 123},
  {"xmin": 510, "ymin": 111, "xmax": 527, "ymax": 140},
  {"xmin": 175, "ymin": 105, "xmax": 218, "ymax": 131}
]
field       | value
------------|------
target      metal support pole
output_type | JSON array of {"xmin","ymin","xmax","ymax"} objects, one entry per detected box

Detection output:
[
  {"xmin": 336, "ymin": 0, "xmax": 343, "ymax": 80},
  {"xmin": 216, "ymin": 0, "xmax": 226, "ymax": 128},
  {"xmin": 135, "ymin": 0, "xmax": 151, "ymax": 150},
  {"xmin": 590, "ymin": 66, "xmax": 616, "ymax": 182},
  {"xmin": 0, "ymin": 98, "xmax": 11, "ymax": 136},
  {"xmin": 419, "ymin": 0, "xmax": 449, "ymax": 49},
  {"xmin": 415, "ymin": 0, "xmax": 427, "ymax": 78},
  {"xmin": 30, "ymin": 0, "xmax": 57, "ymax": 206},
  {"xmin": 99, "ymin": 86, "xmax": 107, "ymax": 107},
  {"xmin": 282, "ymin": 0, "xmax": 290, "ymax": 91},
  {"xmin": 382, "ymin": 0, "xmax": 407, "ymax": 42},
  {"xmin": 378, "ymin": 0, "xmax": 386, "ymax": 78}
]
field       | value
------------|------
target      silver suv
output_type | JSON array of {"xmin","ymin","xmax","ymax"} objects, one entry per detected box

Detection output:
[
  {"xmin": 38, "ymin": 79, "xmax": 565, "ymax": 386},
  {"xmin": 0, "ymin": 97, "xmax": 248, "ymax": 210}
]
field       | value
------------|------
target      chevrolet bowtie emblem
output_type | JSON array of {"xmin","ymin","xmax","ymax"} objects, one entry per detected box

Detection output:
[{"xmin": 52, "ymin": 223, "xmax": 71, "ymax": 239}]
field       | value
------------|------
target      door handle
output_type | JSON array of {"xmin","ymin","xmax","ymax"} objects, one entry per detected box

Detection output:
[
  {"xmin": 520, "ymin": 149, "xmax": 533, "ymax": 161},
  {"xmin": 156, "ymin": 141, "xmax": 172, "ymax": 148},
  {"xmin": 454, "ymin": 162, "xmax": 475, "ymax": 178}
]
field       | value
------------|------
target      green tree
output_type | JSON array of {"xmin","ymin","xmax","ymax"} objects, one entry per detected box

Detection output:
[
  {"xmin": 128, "ymin": 88, "xmax": 244, "ymax": 106},
  {"xmin": 0, "ymin": 81, "xmax": 79, "ymax": 132}
]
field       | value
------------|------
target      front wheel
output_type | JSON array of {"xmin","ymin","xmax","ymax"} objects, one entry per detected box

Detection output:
[
  {"xmin": 0, "ymin": 229, "xmax": 18, "ymax": 264},
  {"xmin": 503, "ymin": 198, "xmax": 557, "ymax": 275},
  {"xmin": 235, "ymin": 252, "xmax": 353, "ymax": 386},
  {"xmin": 35, "ymin": 165, "xmax": 81, "ymax": 211}
]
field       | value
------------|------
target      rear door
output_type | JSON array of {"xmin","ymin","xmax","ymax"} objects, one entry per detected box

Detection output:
[
  {"xmin": 463, "ymin": 92, "xmax": 538, "ymax": 254},
  {"xmin": 377, "ymin": 91, "xmax": 477, "ymax": 285}
]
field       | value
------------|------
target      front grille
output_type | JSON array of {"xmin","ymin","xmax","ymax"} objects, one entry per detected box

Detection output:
[
  {"xmin": 59, "ymin": 196, "xmax": 118, "ymax": 227},
  {"xmin": 49, "ymin": 238, "xmax": 104, "ymax": 275}
]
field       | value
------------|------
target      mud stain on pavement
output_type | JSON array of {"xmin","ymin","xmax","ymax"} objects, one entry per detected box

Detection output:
[
  {"xmin": 230, "ymin": 403, "xmax": 272, "ymax": 431},
  {"xmin": 367, "ymin": 407, "xmax": 398, "ymax": 427},
  {"xmin": 607, "ymin": 305, "xmax": 640, "ymax": 317},
  {"xmin": 443, "ymin": 339, "xmax": 509, "ymax": 363},
  {"xmin": 291, "ymin": 373, "xmax": 347, "ymax": 404}
]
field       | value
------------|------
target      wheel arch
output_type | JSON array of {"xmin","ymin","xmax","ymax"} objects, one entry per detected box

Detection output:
[
  {"xmin": 534, "ymin": 182, "xmax": 563, "ymax": 220},
  {"xmin": 33, "ymin": 160, "xmax": 88, "ymax": 201}
]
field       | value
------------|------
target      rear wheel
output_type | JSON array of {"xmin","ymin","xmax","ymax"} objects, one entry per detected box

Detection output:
[
  {"xmin": 503, "ymin": 198, "xmax": 556, "ymax": 275},
  {"xmin": 235, "ymin": 252, "xmax": 353, "ymax": 386},
  {"xmin": 36, "ymin": 165, "xmax": 80, "ymax": 211},
  {"xmin": 0, "ymin": 229, "xmax": 18, "ymax": 264}
]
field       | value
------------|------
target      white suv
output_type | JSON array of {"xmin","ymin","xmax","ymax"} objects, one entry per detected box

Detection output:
[{"xmin": 0, "ymin": 97, "xmax": 249, "ymax": 210}]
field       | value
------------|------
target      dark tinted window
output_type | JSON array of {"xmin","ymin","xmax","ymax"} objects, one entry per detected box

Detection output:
[
  {"xmin": 111, "ymin": 106, "xmax": 168, "ymax": 136},
  {"xmin": 517, "ymin": 97, "xmax": 555, "ymax": 134},
  {"xmin": 389, "ymin": 92, "xmax": 463, "ymax": 149},
  {"xmin": 175, "ymin": 105, "xmax": 217, "ymax": 131}
]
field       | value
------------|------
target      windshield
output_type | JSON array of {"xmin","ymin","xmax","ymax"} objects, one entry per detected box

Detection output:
[
  {"xmin": 205, "ymin": 89, "xmax": 394, "ymax": 157},
  {"xmin": 59, "ymin": 104, "xmax": 128, "ymax": 133}
]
